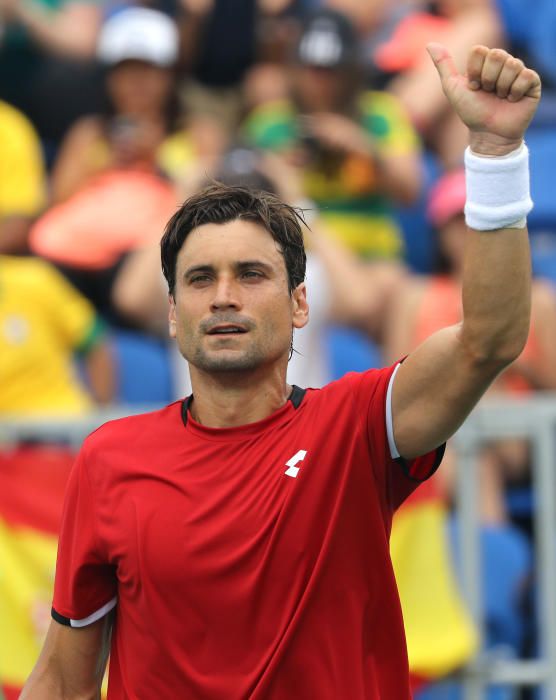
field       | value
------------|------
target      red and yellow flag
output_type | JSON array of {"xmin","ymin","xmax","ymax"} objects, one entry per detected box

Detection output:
[
  {"xmin": 0, "ymin": 445, "xmax": 74, "ymax": 698},
  {"xmin": 391, "ymin": 477, "xmax": 478, "ymax": 687}
]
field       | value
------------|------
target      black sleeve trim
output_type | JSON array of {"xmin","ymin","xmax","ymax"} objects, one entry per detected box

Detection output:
[
  {"xmin": 51, "ymin": 607, "xmax": 71, "ymax": 627},
  {"xmin": 395, "ymin": 442, "xmax": 446, "ymax": 483}
]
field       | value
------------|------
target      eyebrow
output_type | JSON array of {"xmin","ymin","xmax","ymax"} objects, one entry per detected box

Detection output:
[{"xmin": 183, "ymin": 260, "xmax": 275, "ymax": 280}]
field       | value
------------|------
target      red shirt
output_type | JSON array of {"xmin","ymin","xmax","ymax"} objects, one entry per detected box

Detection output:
[{"xmin": 52, "ymin": 365, "xmax": 442, "ymax": 699}]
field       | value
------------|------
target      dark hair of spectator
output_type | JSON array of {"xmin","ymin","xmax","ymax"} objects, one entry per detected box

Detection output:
[{"xmin": 160, "ymin": 183, "xmax": 307, "ymax": 297}]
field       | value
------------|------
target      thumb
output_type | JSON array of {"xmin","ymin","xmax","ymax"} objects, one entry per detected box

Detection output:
[{"xmin": 426, "ymin": 42, "xmax": 459, "ymax": 86}]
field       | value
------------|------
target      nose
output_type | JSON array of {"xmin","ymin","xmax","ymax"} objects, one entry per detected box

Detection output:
[{"xmin": 210, "ymin": 276, "xmax": 241, "ymax": 312}]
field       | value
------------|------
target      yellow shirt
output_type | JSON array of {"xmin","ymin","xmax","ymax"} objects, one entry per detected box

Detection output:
[
  {"xmin": 0, "ymin": 101, "xmax": 46, "ymax": 217},
  {"xmin": 0, "ymin": 257, "xmax": 102, "ymax": 415}
]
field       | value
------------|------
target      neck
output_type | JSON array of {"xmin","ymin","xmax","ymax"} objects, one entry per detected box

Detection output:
[{"xmin": 187, "ymin": 363, "xmax": 292, "ymax": 428}]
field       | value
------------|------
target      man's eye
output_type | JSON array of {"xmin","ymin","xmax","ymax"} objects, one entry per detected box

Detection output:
[
  {"xmin": 190, "ymin": 275, "xmax": 212, "ymax": 285},
  {"xmin": 242, "ymin": 270, "xmax": 263, "ymax": 279}
]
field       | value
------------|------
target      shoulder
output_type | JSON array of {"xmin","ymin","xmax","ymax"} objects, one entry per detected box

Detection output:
[
  {"xmin": 82, "ymin": 401, "xmax": 183, "ymax": 456},
  {"xmin": 1, "ymin": 256, "xmax": 60, "ymax": 291},
  {"xmin": 313, "ymin": 365, "xmax": 397, "ymax": 407},
  {"xmin": 0, "ymin": 100, "xmax": 37, "ymax": 138}
]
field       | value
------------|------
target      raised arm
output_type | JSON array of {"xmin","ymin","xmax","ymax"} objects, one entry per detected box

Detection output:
[
  {"xmin": 20, "ymin": 616, "xmax": 111, "ymax": 699},
  {"xmin": 392, "ymin": 44, "xmax": 541, "ymax": 458}
]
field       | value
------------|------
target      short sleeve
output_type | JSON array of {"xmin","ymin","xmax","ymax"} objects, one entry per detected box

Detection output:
[
  {"xmin": 354, "ymin": 363, "xmax": 444, "ymax": 513},
  {"xmin": 37, "ymin": 263, "xmax": 103, "ymax": 352},
  {"xmin": 52, "ymin": 446, "xmax": 117, "ymax": 627}
]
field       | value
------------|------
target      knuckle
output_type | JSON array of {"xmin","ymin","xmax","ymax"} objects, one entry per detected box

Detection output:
[
  {"xmin": 489, "ymin": 48, "xmax": 507, "ymax": 63},
  {"xmin": 509, "ymin": 57, "xmax": 524, "ymax": 71}
]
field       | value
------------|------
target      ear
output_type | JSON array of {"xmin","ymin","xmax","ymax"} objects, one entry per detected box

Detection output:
[
  {"xmin": 168, "ymin": 293, "xmax": 177, "ymax": 338},
  {"xmin": 291, "ymin": 282, "xmax": 309, "ymax": 330}
]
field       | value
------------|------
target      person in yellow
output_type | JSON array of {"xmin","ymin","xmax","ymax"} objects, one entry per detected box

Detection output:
[
  {"xmin": 243, "ymin": 8, "xmax": 422, "ymax": 262},
  {"xmin": 0, "ymin": 100, "xmax": 46, "ymax": 252},
  {"xmin": 0, "ymin": 256, "xmax": 114, "ymax": 415}
]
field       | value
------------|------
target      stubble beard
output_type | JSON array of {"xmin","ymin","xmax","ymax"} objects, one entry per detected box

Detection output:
[{"xmin": 189, "ymin": 342, "xmax": 267, "ymax": 373}]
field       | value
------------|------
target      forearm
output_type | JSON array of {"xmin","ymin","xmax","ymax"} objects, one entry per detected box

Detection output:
[
  {"xmin": 461, "ymin": 226, "xmax": 531, "ymax": 365},
  {"xmin": 0, "ymin": 216, "xmax": 33, "ymax": 253},
  {"xmin": 13, "ymin": 2, "xmax": 100, "ymax": 58},
  {"xmin": 20, "ymin": 662, "xmax": 100, "ymax": 700},
  {"xmin": 21, "ymin": 618, "xmax": 109, "ymax": 699},
  {"xmin": 85, "ymin": 342, "xmax": 115, "ymax": 405},
  {"xmin": 460, "ymin": 133, "xmax": 532, "ymax": 365},
  {"xmin": 371, "ymin": 152, "xmax": 421, "ymax": 205}
]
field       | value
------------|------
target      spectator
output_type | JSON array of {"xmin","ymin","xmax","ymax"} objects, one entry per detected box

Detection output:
[
  {"xmin": 386, "ymin": 168, "xmax": 556, "ymax": 521},
  {"xmin": 177, "ymin": 0, "xmax": 301, "ymax": 129},
  {"xmin": 0, "ymin": 0, "xmax": 104, "ymax": 150},
  {"xmin": 243, "ymin": 9, "xmax": 422, "ymax": 265},
  {"xmin": 0, "ymin": 256, "xmax": 114, "ymax": 415},
  {"xmin": 0, "ymin": 100, "xmax": 46, "ymax": 253},
  {"xmin": 50, "ymin": 7, "xmax": 212, "ymax": 203}
]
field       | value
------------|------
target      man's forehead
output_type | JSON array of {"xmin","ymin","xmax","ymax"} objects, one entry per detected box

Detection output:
[{"xmin": 177, "ymin": 220, "xmax": 284, "ymax": 267}]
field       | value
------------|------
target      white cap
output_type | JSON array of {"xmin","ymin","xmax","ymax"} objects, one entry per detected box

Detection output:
[{"xmin": 98, "ymin": 8, "xmax": 179, "ymax": 68}]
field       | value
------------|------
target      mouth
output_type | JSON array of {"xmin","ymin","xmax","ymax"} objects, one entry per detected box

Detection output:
[{"xmin": 206, "ymin": 325, "xmax": 248, "ymax": 336}]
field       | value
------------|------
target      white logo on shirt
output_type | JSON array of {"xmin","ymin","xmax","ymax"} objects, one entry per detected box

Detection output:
[{"xmin": 284, "ymin": 450, "xmax": 307, "ymax": 478}]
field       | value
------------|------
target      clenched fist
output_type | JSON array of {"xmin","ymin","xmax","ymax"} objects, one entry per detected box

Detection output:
[{"xmin": 427, "ymin": 43, "xmax": 542, "ymax": 156}]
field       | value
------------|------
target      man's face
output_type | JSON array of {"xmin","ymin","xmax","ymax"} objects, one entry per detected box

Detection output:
[{"xmin": 169, "ymin": 219, "xmax": 308, "ymax": 375}]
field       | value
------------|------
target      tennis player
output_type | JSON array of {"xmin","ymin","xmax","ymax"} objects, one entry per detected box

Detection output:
[{"xmin": 22, "ymin": 44, "xmax": 541, "ymax": 699}]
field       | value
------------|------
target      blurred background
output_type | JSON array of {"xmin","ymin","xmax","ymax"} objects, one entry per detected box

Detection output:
[{"xmin": 1, "ymin": 0, "xmax": 556, "ymax": 697}]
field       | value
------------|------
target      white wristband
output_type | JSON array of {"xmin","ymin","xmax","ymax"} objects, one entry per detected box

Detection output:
[{"xmin": 464, "ymin": 143, "xmax": 533, "ymax": 231}]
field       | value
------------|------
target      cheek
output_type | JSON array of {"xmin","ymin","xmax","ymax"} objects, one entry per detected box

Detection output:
[{"xmin": 259, "ymin": 298, "xmax": 294, "ymax": 341}]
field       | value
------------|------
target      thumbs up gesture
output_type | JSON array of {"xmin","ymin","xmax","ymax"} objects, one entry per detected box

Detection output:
[{"xmin": 427, "ymin": 43, "xmax": 542, "ymax": 156}]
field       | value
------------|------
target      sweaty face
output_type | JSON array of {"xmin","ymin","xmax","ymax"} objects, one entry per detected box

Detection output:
[{"xmin": 169, "ymin": 220, "xmax": 308, "ymax": 375}]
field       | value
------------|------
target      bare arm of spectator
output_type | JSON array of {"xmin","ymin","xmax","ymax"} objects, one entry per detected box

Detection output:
[
  {"xmin": 50, "ymin": 117, "xmax": 105, "ymax": 203},
  {"xmin": 84, "ymin": 338, "xmax": 115, "ymax": 405},
  {"xmin": 112, "ymin": 245, "xmax": 170, "ymax": 336},
  {"xmin": 306, "ymin": 223, "xmax": 406, "ymax": 333},
  {"xmin": 0, "ymin": 216, "xmax": 35, "ymax": 253},
  {"xmin": 176, "ymin": 0, "xmax": 214, "ymax": 71},
  {"xmin": 302, "ymin": 112, "xmax": 421, "ymax": 205},
  {"xmin": 20, "ymin": 617, "xmax": 111, "ymax": 699},
  {"xmin": 510, "ymin": 281, "xmax": 556, "ymax": 390},
  {"xmin": 257, "ymin": 0, "xmax": 295, "ymax": 13},
  {"xmin": 388, "ymin": 0, "xmax": 502, "ymax": 132},
  {"xmin": 0, "ymin": 0, "xmax": 101, "ymax": 59},
  {"xmin": 384, "ymin": 276, "xmax": 428, "ymax": 364}
]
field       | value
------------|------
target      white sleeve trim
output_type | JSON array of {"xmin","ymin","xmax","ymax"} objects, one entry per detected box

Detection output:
[
  {"xmin": 70, "ymin": 596, "xmax": 117, "ymax": 628},
  {"xmin": 386, "ymin": 363, "xmax": 401, "ymax": 459}
]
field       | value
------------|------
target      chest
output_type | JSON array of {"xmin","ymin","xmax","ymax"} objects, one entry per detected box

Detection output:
[{"xmin": 100, "ymin": 422, "xmax": 383, "ymax": 595}]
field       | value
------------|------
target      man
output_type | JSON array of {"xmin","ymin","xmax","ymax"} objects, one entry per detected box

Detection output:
[{"xmin": 21, "ymin": 44, "xmax": 540, "ymax": 698}]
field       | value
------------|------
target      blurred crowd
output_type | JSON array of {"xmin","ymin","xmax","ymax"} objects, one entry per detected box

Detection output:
[{"xmin": 2, "ymin": 0, "xmax": 556, "ymax": 696}]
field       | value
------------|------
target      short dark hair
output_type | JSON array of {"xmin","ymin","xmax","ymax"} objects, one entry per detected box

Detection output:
[{"xmin": 161, "ymin": 183, "xmax": 307, "ymax": 296}]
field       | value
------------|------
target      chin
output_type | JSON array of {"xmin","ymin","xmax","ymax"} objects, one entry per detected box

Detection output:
[{"xmin": 191, "ymin": 349, "xmax": 264, "ymax": 373}]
